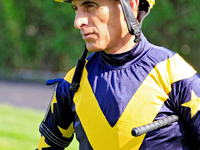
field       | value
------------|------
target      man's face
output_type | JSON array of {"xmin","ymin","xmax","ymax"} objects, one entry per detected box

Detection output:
[{"xmin": 72, "ymin": 0, "xmax": 133, "ymax": 54}]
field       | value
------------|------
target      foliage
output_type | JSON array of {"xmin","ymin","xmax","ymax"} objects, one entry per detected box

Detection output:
[
  {"xmin": 0, "ymin": 0, "xmax": 84, "ymax": 73},
  {"xmin": 143, "ymin": 0, "xmax": 200, "ymax": 72},
  {"xmin": 0, "ymin": 104, "xmax": 78, "ymax": 150},
  {"xmin": 0, "ymin": 0, "xmax": 200, "ymax": 74}
]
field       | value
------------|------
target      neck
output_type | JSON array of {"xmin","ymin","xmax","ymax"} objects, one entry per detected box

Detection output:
[{"xmin": 104, "ymin": 35, "xmax": 137, "ymax": 54}]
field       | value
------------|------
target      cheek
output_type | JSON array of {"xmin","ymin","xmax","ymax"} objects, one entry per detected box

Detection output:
[
  {"xmin": 106, "ymin": 5, "xmax": 125, "ymax": 38},
  {"xmin": 106, "ymin": 19, "xmax": 123, "ymax": 41},
  {"xmin": 95, "ymin": 28, "xmax": 111, "ymax": 50},
  {"xmin": 93, "ymin": 19, "xmax": 111, "ymax": 43}
]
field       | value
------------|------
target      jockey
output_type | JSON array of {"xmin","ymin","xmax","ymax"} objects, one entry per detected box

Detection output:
[{"xmin": 36, "ymin": 0, "xmax": 200, "ymax": 149}]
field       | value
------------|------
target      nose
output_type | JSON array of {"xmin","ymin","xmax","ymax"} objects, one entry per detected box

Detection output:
[{"xmin": 74, "ymin": 10, "xmax": 88, "ymax": 29}]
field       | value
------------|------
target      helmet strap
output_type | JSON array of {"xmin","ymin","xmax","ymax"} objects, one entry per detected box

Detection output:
[
  {"xmin": 69, "ymin": 45, "xmax": 88, "ymax": 92},
  {"xmin": 120, "ymin": 0, "xmax": 141, "ymax": 43},
  {"xmin": 120, "ymin": 0, "xmax": 150, "ymax": 43}
]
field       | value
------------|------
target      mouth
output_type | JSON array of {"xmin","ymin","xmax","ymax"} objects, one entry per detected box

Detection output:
[{"xmin": 81, "ymin": 32, "xmax": 95, "ymax": 40}]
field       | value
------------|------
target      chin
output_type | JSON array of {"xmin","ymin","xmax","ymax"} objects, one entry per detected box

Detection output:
[{"xmin": 86, "ymin": 43, "xmax": 104, "ymax": 53}]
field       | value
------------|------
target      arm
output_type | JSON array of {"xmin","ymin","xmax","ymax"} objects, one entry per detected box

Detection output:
[
  {"xmin": 35, "ymin": 79, "xmax": 75, "ymax": 150},
  {"xmin": 178, "ymin": 74, "xmax": 200, "ymax": 145}
]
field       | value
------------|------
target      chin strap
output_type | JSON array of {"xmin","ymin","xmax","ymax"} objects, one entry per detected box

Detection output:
[
  {"xmin": 119, "ymin": 0, "xmax": 142, "ymax": 43},
  {"xmin": 69, "ymin": 45, "xmax": 88, "ymax": 92}
]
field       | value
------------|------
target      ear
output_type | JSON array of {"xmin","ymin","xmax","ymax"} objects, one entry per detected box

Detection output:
[{"xmin": 129, "ymin": 0, "xmax": 139, "ymax": 12}]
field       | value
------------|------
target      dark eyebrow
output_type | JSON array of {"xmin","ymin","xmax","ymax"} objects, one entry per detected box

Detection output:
[
  {"xmin": 71, "ymin": 0, "xmax": 98, "ymax": 7},
  {"xmin": 80, "ymin": 1, "xmax": 98, "ymax": 6},
  {"xmin": 71, "ymin": 0, "xmax": 98, "ymax": 11}
]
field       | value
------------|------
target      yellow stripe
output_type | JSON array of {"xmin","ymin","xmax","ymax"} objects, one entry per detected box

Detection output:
[
  {"xmin": 65, "ymin": 54, "xmax": 196, "ymax": 149},
  {"xmin": 168, "ymin": 54, "xmax": 196, "ymax": 82},
  {"xmin": 150, "ymin": 54, "xmax": 196, "ymax": 94},
  {"xmin": 64, "ymin": 67, "xmax": 75, "ymax": 83},
  {"xmin": 73, "ymin": 66, "xmax": 162, "ymax": 149}
]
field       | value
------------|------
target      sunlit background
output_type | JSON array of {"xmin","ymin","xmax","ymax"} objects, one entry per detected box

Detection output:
[{"xmin": 0, "ymin": 0, "xmax": 200, "ymax": 149}]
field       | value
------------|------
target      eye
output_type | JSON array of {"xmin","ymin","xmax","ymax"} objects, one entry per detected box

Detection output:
[
  {"xmin": 84, "ymin": 2, "xmax": 97, "ymax": 11},
  {"xmin": 86, "ymin": 4, "xmax": 94, "ymax": 9},
  {"xmin": 71, "ymin": 5, "xmax": 78, "ymax": 12}
]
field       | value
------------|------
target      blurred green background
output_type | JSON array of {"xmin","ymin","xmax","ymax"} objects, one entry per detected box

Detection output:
[
  {"xmin": 0, "ymin": 104, "xmax": 79, "ymax": 150},
  {"xmin": 0, "ymin": 0, "xmax": 200, "ymax": 77}
]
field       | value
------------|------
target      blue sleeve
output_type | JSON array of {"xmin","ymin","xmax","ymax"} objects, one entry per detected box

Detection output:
[
  {"xmin": 181, "ymin": 74, "xmax": 200, "ymax": 142},
  {"xmin": 172, "ymin": 74, "xmax": 200, "ymax": 146},
  {"xmin": 36, "ymin": 78, "xmax": 75, "ymax": 150}
]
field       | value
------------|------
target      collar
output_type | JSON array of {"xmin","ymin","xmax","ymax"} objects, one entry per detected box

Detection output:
[{"xmin": 100, "ymin": 33, "xmax": 152, "ymax": 70}]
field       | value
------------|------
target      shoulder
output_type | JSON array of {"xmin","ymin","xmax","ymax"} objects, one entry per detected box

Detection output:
[
  {"xmin": 147, "ymin": 44, "xmax": 176, "ymax": 63},
  {"xmin": 63, "ymin": 52, "xmax": 100, "ymax": 82},
  {"xmin": 64, "ymin": 67, "xmax": 76, "ymax": 83}
]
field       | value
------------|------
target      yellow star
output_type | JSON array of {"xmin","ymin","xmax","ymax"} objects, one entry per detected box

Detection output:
[
  {"xmin": 36, "ymin": 135, "xmax": 51, "ymax": 150},
  {"xmin": 182, "ymin": 90, "xmax": 200, "ymax": 118},
  {"xmin": 51, "ymin": 92, "xmax": 57, "ymax": 114},
  {"xmin": 58, "ymin": 122, "xmax": 75, "ymax": 138}
]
